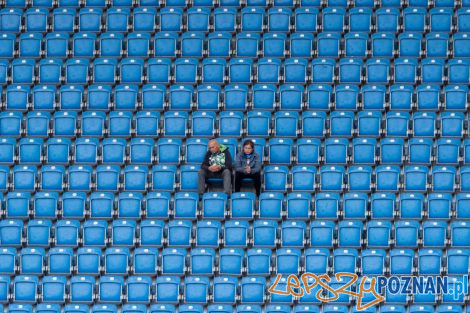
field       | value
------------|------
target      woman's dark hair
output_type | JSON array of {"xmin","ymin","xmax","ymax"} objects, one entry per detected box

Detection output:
[{"xmin": 242, "ymin": 139, "xmax": 255, "ymax": 149}]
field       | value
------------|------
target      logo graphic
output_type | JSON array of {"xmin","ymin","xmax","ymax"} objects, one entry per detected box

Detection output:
[{"xmin": 268, "ymin": 273, "xmax": 468, "ymax": 311}]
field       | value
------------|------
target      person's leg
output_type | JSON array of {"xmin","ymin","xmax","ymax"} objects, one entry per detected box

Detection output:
[
  {"xmin": 235, "ymin": 172, "xmax": 243, "ymax": 193},
  {"xmin": 222, "ymin": 169, "xmax": 232, "ymax": 195},
  {"xmin": 253, "ymin": 172, "xmax": 261, "ymax": 197},
  {"xmin": 198, "ymin": 169, "xmax": 207, "ymax": 195}
]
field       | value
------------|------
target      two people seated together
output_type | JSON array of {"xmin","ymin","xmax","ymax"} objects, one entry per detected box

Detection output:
[{"xmin": 198, "ymin": 139, "xmax": 261, "ymax": 197}]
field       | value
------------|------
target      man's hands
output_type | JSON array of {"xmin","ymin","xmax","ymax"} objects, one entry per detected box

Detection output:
[
  {"xmin": 209, "ymin": 165, "xmax": 222, "ymax": 172},
  {"xmin": 245, "ymin": 166, "xmax": 251, "ymax": 174}
]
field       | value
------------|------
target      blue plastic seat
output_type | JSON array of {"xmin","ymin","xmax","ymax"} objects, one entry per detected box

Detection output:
[
  {"xmin": 187, "ymin": 7, "xmax": 210, "ymax": 32},
  {"xmin": 240, "ymin": 277, "xmax": 265, "ymax": 304},
  {"xmin": 52, "ymin": 7, "xmax": 75, "ymax": 27},
  {"xmin": 295, "ymin": 8, "xmax": 317, "ymax": 33},
  {"xmin": 291, "ymin": 167, "xmax": 316, "ymax": 192},
  {"xmin": 257, "ymin": 58, "xmax": 281, "ymax": 83},
  {"xmin": 309, "ymin": 220, "xmax": 335, "ymax": 247},
  {"xmin": 324, "ymin": 138, "xmax": 348, "ymax": 165},
  {"xmin": 367, "ymin": 220, "xmax": 392, "ymax": 248},
  {"xmin": 0, "ymin": 8, "xmax": 22, "ymax": 33},
  {"xmin": 322, "ymin": 7, "xmax": 345, "ymax": 32},
  {"xmin": 370, "ymin": 192, "xmax": 396, "ymax": 220},
  {"xmin": 214, "ymin": 8, "xmax": 236, "ymax": 32},
  {"xmin": 20, "ymin": 248, "xmax": 45, "ymax": 275},
  {"xmin": 181, "ymin": 33, "xmax": 204, "ymax": 58},
  {"xmin": 349, "ymin": 8, "xmax": 372, "ymax": 32},
  {"xmin": 459, "ymin": 8, "xmax": 470, "ymax": 34},
  {"xmin": 342, "ymin": 192, "xmax": 368, "ymax": 220},
  {"xmin": 281, "ymin": 221, "xmax": 306, "ymax": 248},
  {"xmin": 344, "ymin": 32, "xmax": 368, "ymax": 58},
  {"xmin": 190, "ymin": 248, "xmax": 216, "ymax": 275},
  {"xmin": 448, "ymin": 249, "xmax": 470, "ymax": 274},
  {"xmin": 241, "ymin": 8, "xmax": 265, "ymax": 32},
  {"xmin": 27, "ymin": 219, "xmax": 52, "ymax": 247},
  {"xmin": 12, "ymin": 59, "xmax": 35, "ymax": 85},
  {"xmin": 393, "ymin": 220, "xmax": 419, "ymax": 249},
  {"xmin": 339, "ymin": 58, "xmax": 363, "ymax": 84},
  {"xmin": 42, "ymin": 272, "xmax": 69, "ymax": 302},
  {"xmin": 296, "ymin": 138, "xmax": 320, "ymax": 165},
  {"xmin": 252, "ymin": 219, "xmax": 277, "ymax": 248},
  {"xmin": 133, "ymin": 8, "xmax": 156, "ymax": 32},
  {"xmin": 376, "ymin": 8, "xmax": 399, "ymax": 32},
  {"xmin": 311, "ymin": 58, "xmax": 335, "ymax": 84},
  {"xmin": 86, "ymin": 85, "xmax": 111, "ymax": 110},
  {"xmin": 313, "ymin": 193, "xmax": 339, "ymax": 220},
  {"xmin": 317, "ymin": 33, "xmax": 340, "ymax": 58},
  {"xmin": 160, "ymin": 8, "xmax": 183, "ymax": 32},
  {"xmin": 427, "ymin": 193, "xmax": 452, "ymax": 219},
  {"xmin": 358, "ymin": 111, "xmax": 382, "ymax": 137},
  {"xmin": 352, "ymin": 138, "xmax": 376, "ymax": 164},
  {"xmin": 0, "ymin": 112, "xmax": 22, "ymax": 137},
  {"xmin": 104, "ymin": 248, "xmax": 130, "ymax": 275},
  {"xmin": 389, "ymin": 84, "xmax": 413, "ymax": 111},
  {"xmin": 320, "ymin": 166, "xmax": 345, "ymax": 191},
  {"xmin": 423, "ymin": 220, "xmax": 448, "ymax": 247},
  {"xmin": 436, "ymin": 138, "xmax": 460, "ymax": 164},
  {"xmin": 0, "ymin": 219, "xmax": 23, "ymax": 247},
  {"xmin": 14, "ymin": 276, "xmax": 39, "ymax": 303},
  {"xmin": 403, "ymin": 7, "xmax": 426, "ymax": 32},
  {"xmin": 132, "ymin": 248, "xmax": 158, "ymax": 276},
  {"xmin": 106, "ymin": 8, "xmax": 129, "ymax": 32},
  {"xmin": 53, "ymin": 220, "xmax": 79, "ymax": 248},
  {"xmin": 268, "ymin": 138, "xmax": 293, "ymax": 164},
  {"xmin": 245, "ymin": 248, "xmax": 271, "ymax": 276},
  {"xmin": 338, "ymin": 220, "xmax": 363, "ymax": 248},
  {"xmin": 444, "ymin": 85, "xmax": 467, "ymax": 112},
  {"xmin": 453, "ymin": 33, "xmax": 470, "ymax": 58},
  {"xmin": 0, "ymin": 248, "xmax": 16, "ymax": 275},
  {"xmin": 79, "ymin": 8, "xmax": 102, "ymax": 32},
  {"xmin": 290, "ymin": 33, "xmax": 313, "ymax": 58},
  {"xmin": 183, "ymin": 138, "xmax": 208, "ymax": 165},
  {"xmin": 191, "ymin": 111, "xmax": 216, "ymax": 137},
  {"xmin": 72, "ymin": 33, "xmax": 96, "ymax": 58},
  {"xmin": 404, "ymin": 166, "xmax": 428, "ymax": 192},
  {"xmin": 224, "ymin": 220, "xmax": 249, "ymax": 247},
  {"xmin": 76, "ymin": 247, "xmax": 101, "ymax": 275},
  {"xmin": 139, "ymin": 220, "xmax": 165, "ymax": 247},
  {"xmin": 154, "ymin": 32, "xmax": 178, "ymax": 58},
  {"xmin": 263, "ymin": 33, "xmax": 287, "ymax": 58},
  {"xmin": 335, "ymin": 85, "xmax": 359, "ymax": 110},
  {"xmin": 264, "ymin": 165, "xmax": 288, "ymax": 193},
  {"xmin": 416, "ymin": 84, "xmax": 440, "ymax": 111},
  {"xmin": 179, "ymin": 165, "xmax": 199, "ymax": 191},
  {"xmin": 89, "ymin": 192, "xmax": 114, "ymax": 220},
  {"xmin": 202, "ymin": 59, "xmax": 226, "ymax": 84},
  {"xmin": 408, "ymin": 138, "xmax": 433, "ymax": 164},
  {"xmin": 98, "ymin": 276, "xmax": 124, "ymax": 303},
  {"xmin": 432, "ymin": 166, "xmax": 456, "ymax": 192},
  {"xmin": 32, "ymin": 85, "xmax": 56, "ymax": 111},
  {"xmin": 235, "ymin": 33, "xmax": 260, "ymax": 58},
  {"xmin": 330, "ymin": 111, "xmax": 354, "ymax": 136},
  {"xmin": 13, "ymin": 165, "xmax": 37, "ymax": 191},
  {"xmin": 413, "ymin": 112, "xmax": 436, "ymax": 137},
  {"xmin": 348, "ymin": 167, "xmax": 372, "ymax": 192},
  {"xmin": 425, "ymin": 33, "xmax": 449, "ymax": 58}
]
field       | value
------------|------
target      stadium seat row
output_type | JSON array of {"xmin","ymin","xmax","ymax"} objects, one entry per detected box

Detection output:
[
  {"xmin": 4, "ymin": 244, "xmax": 470, "ymax": 275},
  {"xmin": 2, "ymin": 216, "xmax": 470, "ymax": 248},
  {"xmin": 2, "ymin": 190, "xmax": 470, "ymax": 219},
  {"xmin": 1, "ymin": 110, "xmax": 470, "ymax": 139},
  {"xmin": 4, "ymin": 303, "xmax": 470, "ymax": 313},
  {"xmin": 5, "ymin": 135, "xmax": 470, "ymax": 164},
  {"xmin": 5, "ymin": 7, "xmax": 470, "ymax": 34},
  {"xmin": 5, "ymin": 32, "xmax": 470, "ymax": 59},
  {"xmin": 0, "ymin": 83, "xmax": 469, "ymax": 112},
  {"xmin": 6, "ymin": 57, "xmax": 470, "ymax": 86}
]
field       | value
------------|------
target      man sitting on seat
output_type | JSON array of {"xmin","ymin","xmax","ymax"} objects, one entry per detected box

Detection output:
[{"xmin": 198, "ymin": 139, "xmax": 233, "ymax": 196}]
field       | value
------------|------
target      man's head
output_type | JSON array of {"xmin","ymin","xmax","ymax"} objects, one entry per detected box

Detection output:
[{"xmin": 208, "ymin": 139, "xmax": 220, "ymax": 154}]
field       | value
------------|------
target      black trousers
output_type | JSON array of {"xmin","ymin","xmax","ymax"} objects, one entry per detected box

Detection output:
[{"xmin": 235, "ymin": 172, "xmax": 261, "ymax": 196}]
